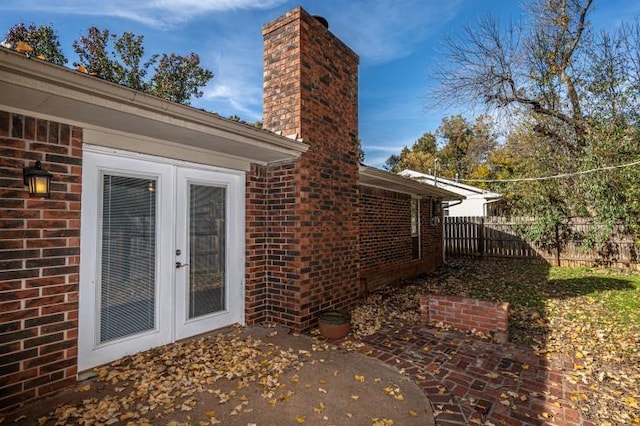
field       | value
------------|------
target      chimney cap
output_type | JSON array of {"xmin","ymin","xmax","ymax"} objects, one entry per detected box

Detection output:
[{"xmin": 313, "ymin": 15, "xmax": 329, "ymax": 29}]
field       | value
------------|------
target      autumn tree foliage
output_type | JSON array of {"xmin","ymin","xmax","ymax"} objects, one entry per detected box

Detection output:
[
  {"xmin": 385, "ymin": 114, "xmax": 499, "ymax": 189},
  {"xmin": 425, "ymin": 0, "xmax": 640, "ymax": 246},
  {"xmin": 4, "ymin": 23, "xmax": 213, "ymax": 105}
]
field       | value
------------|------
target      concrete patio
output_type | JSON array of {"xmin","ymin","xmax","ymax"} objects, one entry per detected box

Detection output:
[{"xmin": 1, "ymin": 326, "xmax": 434, "ymax": 426}]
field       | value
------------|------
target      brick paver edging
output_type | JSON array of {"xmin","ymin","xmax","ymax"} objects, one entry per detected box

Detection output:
[{"xmin": 358, "ymin": 326, "xmax": 596, "ymax": 426}]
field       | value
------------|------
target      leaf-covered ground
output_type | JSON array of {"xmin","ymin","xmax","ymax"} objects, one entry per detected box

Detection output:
[
  {"xmin": 2, "ymin": 326, "xmax": 430, "ymax": 426},
  {"xmin": 351, "ymin": 258, "xmax": 640, "ymax": 425}
]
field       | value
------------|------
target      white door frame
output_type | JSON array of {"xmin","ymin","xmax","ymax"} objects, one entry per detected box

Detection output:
[
  {"xmin": 78, "ymin": 146, "xmax": 245, "ymax": 371},
  {"xmin": 174, "ymin": 166, "xmax": 245, "ymax": 340}
]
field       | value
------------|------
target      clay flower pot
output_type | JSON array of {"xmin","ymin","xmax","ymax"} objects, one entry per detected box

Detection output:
[{"xmin": 317, "ymin": 310, "xmax": 351, "ymax": 340}]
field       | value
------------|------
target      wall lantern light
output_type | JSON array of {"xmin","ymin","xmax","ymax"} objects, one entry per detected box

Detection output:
[{"xmin": 23, "ymin": 160, "xmax": 52, "ymax": 197}]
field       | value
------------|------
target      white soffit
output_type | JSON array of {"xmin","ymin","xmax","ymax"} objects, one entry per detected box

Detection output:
[{"xmin": 0, "ymin": 48, "xmax": 308, "ymax": 169}]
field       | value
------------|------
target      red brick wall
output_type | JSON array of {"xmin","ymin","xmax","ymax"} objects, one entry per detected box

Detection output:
[
  {"xmin": 359, "ymin": 187, "xmax": 444, "ymax": 291},
  {"xmin": 245, "ymin": 164, "xmax": 268, "ymax": 325},
  {"xmin": 421, "ymin": 197, "xmax": 443, "ymax": 272},
  {"xmin": 260, "ymin": 8, "xmax": 360, "ymax": 331},
  {"xmin": 0, "ymin": 111, "xmax": 82, "ymax": 411},
  {"xmin": 245, "ymin": 161, "xmax": 302, "ymax": 328},
  {"xmin": 420, "ymin": 295, "xmax": 509, "ymax": 342}
]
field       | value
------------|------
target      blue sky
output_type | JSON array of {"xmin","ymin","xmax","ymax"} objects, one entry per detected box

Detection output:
[{"xmin": 1, "ymin": 0, "xmax": 637, "ymax": 167}]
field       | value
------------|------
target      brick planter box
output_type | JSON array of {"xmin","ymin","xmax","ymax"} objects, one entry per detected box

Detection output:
[{"xmin": 420, "ymin": 295, "xmax": 509, "ymax": 342}]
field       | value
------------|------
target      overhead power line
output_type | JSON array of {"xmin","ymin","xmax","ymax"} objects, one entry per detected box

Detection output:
[{"xmin": 457, "ymin": 159, "xmax": 640, "ymax": 183}]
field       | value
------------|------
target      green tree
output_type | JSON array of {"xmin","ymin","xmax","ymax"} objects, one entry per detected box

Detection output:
[
  {"xmin": 6, "ymin": 23, "xmax": 213, "ymax": 104},
  {"xmin": 432, "ymin": 0, "xmax": 640, "ymax": 246},
  {"xmin": 358, "ymin": 145, "xmax": 366, "ymax": 163},
  {"xmin": 413, "ymin": 132, "xmax": 437, "ymax": 155},
  {"xmin": 73, "ymin": 28, "xmax": 213, "ymax": 104},
  {"xmin": 384, "ymin": 116, "xmax": 499, "ymax": 183},
  {"xmin": 436, "ymin": 115, "xmax": 498, "ymax": 186},
  {"xmin": 385, "ymin": 134, "xmax": 436, "ymax": 173},
  {"xmin": 113, "ymin": 32, "xmax": 148, "ymax": 91},
  {"xmin": 147, "ymin": 53, "xmax": 213, "ymax": 104},
  {"xmin": 6, "ymin": 22, "xmax": 214, "ymax": 106},
  {"xmin": 73, "ymin": 27, "xmax": 117, "ymax": 81},
  {"xmin": 4, "ymin": 23, "xmax": 67, "ymax": 65},
  {"xmin": 383, "ymin": 153, "xmax": 400, "ymax": 171},
  {"xmin": 437, "ymin": 115, "xmax": 472, "ymax": 178}
]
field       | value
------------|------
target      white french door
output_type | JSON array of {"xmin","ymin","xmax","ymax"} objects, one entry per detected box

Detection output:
[
  {"xmin": 79, "ymin": 148, "xmax": 244, "ymax": 371},
  {"xmin": 174, "ymin": 167, "xmax": 244, "ymax": 340}
]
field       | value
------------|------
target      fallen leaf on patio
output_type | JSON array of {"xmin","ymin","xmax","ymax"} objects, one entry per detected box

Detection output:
[
  {"xmin": 120, "ymin": 412, "xmax": 136, "ymax": 421},
  {"xmin": 408, "ymin": 410, "xmax": 418, "ymax": 416},
  {"xmin": 624, "ymin": 396, "xmax": 638, "ymax": 409},
  {"xmin": 354, "ymin": 374, "xmax": 365, "ymax": 382},
  {"xmin": 351, "ymin": 395, "xmax": 360, "ymax": 400},
  {"xmin": 295, "ymin": 414, "xmax": 306, "ymax": 423},
  {"xmin": 394, "ymin": 394, "xmax": 404, "ymax": 401},
  {"xmin": 318, "ymin": 387, "xmax": 327, "ymax": 394}
]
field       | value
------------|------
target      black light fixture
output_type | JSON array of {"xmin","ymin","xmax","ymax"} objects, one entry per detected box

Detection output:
[{"xmin": 23, "ymin": 160, "xmax": 52, "ymax": 197}]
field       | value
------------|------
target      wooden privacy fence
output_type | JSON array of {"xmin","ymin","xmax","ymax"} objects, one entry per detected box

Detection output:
[{"xmin": 444, "ymin": 216, "xmax": 638, "ymax": 269}]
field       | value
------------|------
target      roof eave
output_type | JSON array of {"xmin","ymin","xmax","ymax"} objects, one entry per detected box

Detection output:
[
  {"xmin": 0, "ymin": 48, "xmax": 308, "ymax": 166},
  {"xmin": 359, "ymin": 165, "xmax": 464, "ymax": 200}
]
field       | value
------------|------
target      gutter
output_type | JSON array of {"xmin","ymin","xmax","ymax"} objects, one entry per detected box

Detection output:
[{"xmin": 0, "ymin": 48, "xmax": 308, "ymax": 162}]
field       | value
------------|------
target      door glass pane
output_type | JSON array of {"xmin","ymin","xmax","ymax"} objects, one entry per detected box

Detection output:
[
  {"xmin": 189, "ymin": 184, "xmax": 226, "ymax": 319},
  {"xmin": 100, "ymin": 175, "xmax": 156, "ymax": 343}
]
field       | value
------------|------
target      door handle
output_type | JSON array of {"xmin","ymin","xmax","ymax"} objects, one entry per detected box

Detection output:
[{"xmin": 175, "ymin": 261, "xmax": 189, "ymax": 269}]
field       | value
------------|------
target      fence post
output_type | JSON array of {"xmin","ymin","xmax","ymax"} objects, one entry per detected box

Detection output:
[{"xmin": 478, "ymin": 217, "xmax": 485, "ymax": 257}]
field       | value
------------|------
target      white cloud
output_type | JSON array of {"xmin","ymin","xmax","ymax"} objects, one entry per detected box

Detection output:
[
  {"xmin": 329, "ymin": 0, "xmax": 463, "ymax": 64},
  {"xmin": 194, "ymin": 33, "xmax": 264, "ymax": 121},
  {"xmin": 200, "ymin": 80, "xmax": 262, "ymax": 120},
  {"xmin": 1, "ymin": 0, "xmax": 287, "ymax": 28}
]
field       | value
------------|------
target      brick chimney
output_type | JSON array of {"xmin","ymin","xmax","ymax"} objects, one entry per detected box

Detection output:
[{"xmin": 259, "ymin": 8, "xmax": 360, "ymax": 331}]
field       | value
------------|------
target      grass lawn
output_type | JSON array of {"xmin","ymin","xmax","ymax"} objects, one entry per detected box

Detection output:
[{"xmin": 351, "ymin": 258, "xmax": 640, "ymax": 424}]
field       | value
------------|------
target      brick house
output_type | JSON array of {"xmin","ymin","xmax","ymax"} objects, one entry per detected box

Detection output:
[{"xmin": 0, "ymin": 8, "xmax": 461, "ymax": 410}]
